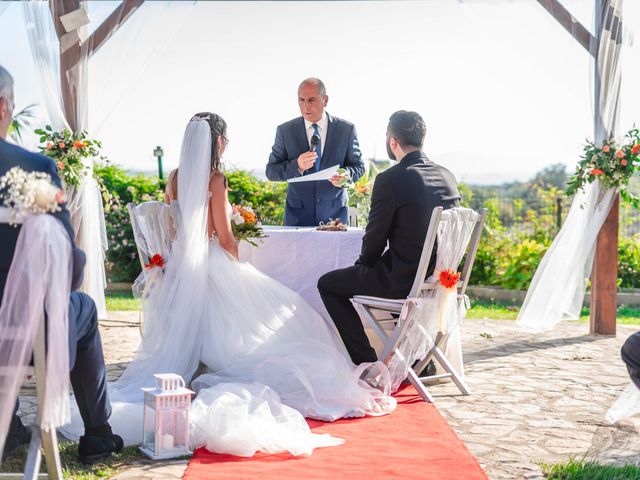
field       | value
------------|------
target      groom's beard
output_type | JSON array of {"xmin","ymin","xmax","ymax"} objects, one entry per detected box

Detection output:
[{"xmin": 386, "ymin": 138, "xmax": 396, "ymax": 161}]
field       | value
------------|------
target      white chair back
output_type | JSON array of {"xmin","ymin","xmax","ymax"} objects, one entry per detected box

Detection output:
[{"xmin": 127, "ymin": 201, "xmax": 175, "ymax": 274}]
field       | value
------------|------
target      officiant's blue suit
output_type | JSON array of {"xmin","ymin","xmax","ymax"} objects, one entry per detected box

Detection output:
[
  {"xmin": 266, "ymin": 114, "xmax": 365, "ymax": 226},
  {"xmin": 0, "ymin": 138, "xmax": 111, "ymax": 436}
]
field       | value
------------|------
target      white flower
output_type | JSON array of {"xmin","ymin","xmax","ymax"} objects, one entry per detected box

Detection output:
[
  {"xmin": 30, "ymin": 178, "xmax": 62, "ymax": 210},
  {"xmin": 0, "ymin": 167, "xmax": 63, "ymax": 224},
  {"xmin": 232, "ymin": 212, "xmax": 245, "ymax": 225}
]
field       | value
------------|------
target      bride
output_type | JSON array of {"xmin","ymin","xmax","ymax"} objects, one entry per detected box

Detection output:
[{"xmin": 62, "ymin": 113, "xmax": 395, "ymax": 456}]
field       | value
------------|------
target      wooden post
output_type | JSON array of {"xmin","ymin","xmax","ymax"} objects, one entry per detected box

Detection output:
[{"xmin": 590, "ymin": 194, "xmax": 619, "ymax": 335}]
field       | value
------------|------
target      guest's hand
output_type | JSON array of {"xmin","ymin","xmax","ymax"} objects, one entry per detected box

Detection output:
[{"xmin": 297, "ymin": 152, "xmax": 317, "ymax": 172}]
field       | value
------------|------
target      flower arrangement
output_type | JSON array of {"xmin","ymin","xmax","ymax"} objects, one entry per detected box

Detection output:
[
  {"xmin": 34, "ymin": 125, "xmax": 114, "ymax": 210},
  {"xmin": 348, "ymin": 176, "xmax": 374, "ymax": 226},
  {"xmin": 145, "ymin": 253, "xmax": 165, "ymax": 270},
  {"xmin": 438, "ymin": 269, "xmax": 461, "ymax": 290},
  {"xmin": 566, "ymin": 128, "xmax": 640, "ymax": 208},
  {"xmin": 231, "ymin": 204, "xmax": 266, "ymax": 247},
  {"xmin": 0, "ymin": 167, "xmax": 65, "ymax": 224}
]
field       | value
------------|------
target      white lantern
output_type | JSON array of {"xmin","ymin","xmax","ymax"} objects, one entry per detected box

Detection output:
[{"xmin": 140, "ymin": 373, "xmax": 194, "ymax": 460}]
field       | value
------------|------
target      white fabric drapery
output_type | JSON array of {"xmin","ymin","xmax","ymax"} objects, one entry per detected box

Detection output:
[
  {"xmin": 21, "ymin": 1, "xmax": 193, "ymax": 319},
  {"xmin": 0, "ymin": 210, "xmax": 72, "ymax": 458},
  {"xmin": 517, "ymin": 0, "xmax": 629, "ymax": 332},
  {"xmin": 387, "ymin": 208, "xmax": 478, "ymax": 391}
]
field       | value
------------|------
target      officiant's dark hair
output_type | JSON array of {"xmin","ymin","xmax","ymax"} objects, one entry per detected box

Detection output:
[
  {"xmin": 193, "ymin": 111, "xmax": 228, "ymax": 183},
  {"xmin": 387, "ymin": 111, "xmax": 426, "ymax": 149}
]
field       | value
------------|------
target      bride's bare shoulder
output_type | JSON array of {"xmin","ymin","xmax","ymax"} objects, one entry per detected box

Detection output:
[{"xmin": 209, "ymin": 171, "xmax": 228, "ymax": 195}]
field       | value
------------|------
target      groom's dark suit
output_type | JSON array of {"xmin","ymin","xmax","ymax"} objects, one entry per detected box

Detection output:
[
  {"xmin": 0, "ymin": 138, "xmax": 111, "ymax": 437},
  {"xmin": 318, "ymin": 151, "xmax": 460, "ymax": 364},
  {"xmin": 266, "ymin": 114, "xmax": 364, "ymax": 226}
]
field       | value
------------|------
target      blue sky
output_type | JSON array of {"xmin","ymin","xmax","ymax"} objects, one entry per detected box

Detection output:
[{"xmin": 2, "ymin": 1, "xmax": 639, "ymax": 184}]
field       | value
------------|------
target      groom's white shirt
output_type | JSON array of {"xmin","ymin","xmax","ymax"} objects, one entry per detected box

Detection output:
[{"xmin": 304, "ymin": 112, "xmax": 328, "ymax": 158}]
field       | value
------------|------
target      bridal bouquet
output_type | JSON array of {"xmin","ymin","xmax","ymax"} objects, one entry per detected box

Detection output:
[
  {"xmin": 566, "ymin": 128, "xmax": 640, "ymax": 208},
  {"xmin": 0, "ymin": 167, "xmax": 65, "ymax": 225},
  {"xmin": 231, "ymin": 204, "xmax": 266, "ymax": 247}
]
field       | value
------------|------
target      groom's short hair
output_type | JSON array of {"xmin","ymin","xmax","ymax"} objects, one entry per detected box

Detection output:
[
  {"xmin": 0, "ymin": 65, "xmax": 13, "ymax": 101},
  {"xmin": 387, "ymin": 110, "xmax": 426, "ymax": 149}
]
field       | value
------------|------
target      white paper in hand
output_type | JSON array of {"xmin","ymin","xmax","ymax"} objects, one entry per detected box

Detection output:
[{"xmin": 288, "ymin": 165, "xmax": 339, "ymax": 183}]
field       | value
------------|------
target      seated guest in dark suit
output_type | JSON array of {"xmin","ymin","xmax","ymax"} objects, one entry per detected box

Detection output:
[
  {"xmin": 0, "ymin": 65, "xmax": 122, "ymax": 464},
  {"xmin": 318, "ymin": 110, "xmax": 460, "ymax": 365},
  {"xmin": 266, "ymin": 78, "xmax": 365, "ymax": 226}
]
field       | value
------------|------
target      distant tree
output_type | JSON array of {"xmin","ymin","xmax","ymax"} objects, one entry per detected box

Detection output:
[
  {"xmin": 8, "ymin": 104, "xmax": 37, "ymax": 144},
  {"xmin": 531, "ymin": 163, "xmax": 568, "ymax": 189}
]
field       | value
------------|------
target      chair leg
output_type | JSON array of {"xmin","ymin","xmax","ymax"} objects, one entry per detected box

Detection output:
[
  {"xmin": 22, "ymin": 428, "xmax": 42, "ymax": 480},
  {"xmin": 406, "ymin": 368, "xmax": 434, "ymax": 403},
  {"xmin": 432, "ymin": 346, "xmax": 472, "ymax": 396},
  {"xmin": 40, "ymin": 428, "xmax": 63, "ymax": 480}
]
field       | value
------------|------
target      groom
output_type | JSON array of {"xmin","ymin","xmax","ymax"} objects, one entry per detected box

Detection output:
[
  {"xmin": 266, "ymin": 78, "xmax": 365, "ymax": 226},
  {"xmin": 318, "ymin": 111, "xmax": 460, "ymax": 365},
  {"xmin": 0, "ymin": 65, "xmax": 122, "ymax": 464}
]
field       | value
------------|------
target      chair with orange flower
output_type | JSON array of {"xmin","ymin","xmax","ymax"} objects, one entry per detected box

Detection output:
[
  {"xmin": 351, "ymin": 206, "xmax": 486, "ymax": 402},
  {"xmin": 127, "ymin": 201, "xmax": 178, "ymax": 333}
]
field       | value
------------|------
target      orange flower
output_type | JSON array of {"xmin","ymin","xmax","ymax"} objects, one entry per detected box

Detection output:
[
  {"xmin": 241, "ymin": 209, "xmax": 257, "ymax": 224},
  {"xmin": 46, "ymin": 142, "xmax": 53, "ymax": 150},
  {"xmin": 145, "ymin": 253, "xmax": 165, "ymax": 270},
  {"xmin": 615, "ymin": 149, "xmax": 625, "ymax": 159},
  {"xmin": 621, "ymin": 159, "xmax": 628, "ymax": 166},
  {"xmin": 73, "ymin": 140, "xmax": 85, "ymax": 149},
  {"xmin": 58, "ymin": 142, "xmax": 65, "ymax": 149},
  {"xmin": 56, "ymin": 161, "xmax": 65, "ymax": 170},
  {"xmin": 355, "ymin": 184, "xmax": 369, "ymax": 194},
  {"xmin": 438, "ymin": 269, "xmax": 460, "ymax": 290},
  {"xmin": 632, "ymin": 144, "xmax": 640, "ymax": 155},
  {"xmin": 590, "ymin": 168, "xmax": 604, "ymax": 175},
  {"xmin": 602, "ymin": 145, "xmax": 610, "ymax": 153}
]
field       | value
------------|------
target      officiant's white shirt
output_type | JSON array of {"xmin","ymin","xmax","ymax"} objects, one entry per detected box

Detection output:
[{"xmin": 304, "ymin": 112, "xmax": 327, "ymax": 159}]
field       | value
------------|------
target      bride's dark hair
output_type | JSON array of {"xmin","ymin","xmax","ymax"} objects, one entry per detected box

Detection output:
[{"xmin": 192, "ymin": 112, "xmax": 228, "ymax": 174}]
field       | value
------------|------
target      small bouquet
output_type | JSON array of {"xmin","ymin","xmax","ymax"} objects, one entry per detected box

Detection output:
[
  {"xmin": 333, "ymin": 167, "xmax": 352, "ymax": 188},
  {"xmin": 566, "ymin": 128, "xmax": 640, "ymax": 208},
  {"xmin": 0, "ymin": 167, "xmax": 65, "ymax": 225},
  {"xmin": 231, "ymin": 204, "xmax": 267, "ymax": 247}
]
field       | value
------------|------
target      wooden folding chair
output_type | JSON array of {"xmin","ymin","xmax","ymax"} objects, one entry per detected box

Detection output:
[{"xmin": 352, "ymin": 206, "xmax": 486, "ymax": 402}]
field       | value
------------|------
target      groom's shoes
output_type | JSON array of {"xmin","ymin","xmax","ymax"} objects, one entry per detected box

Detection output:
[
  {"xmin": 78, "ymin": 424, "xmax": 124, "ymax": 465},
  {"xmin": 1, "ymin": 416, "xmax": 32, "ymax": 462}
]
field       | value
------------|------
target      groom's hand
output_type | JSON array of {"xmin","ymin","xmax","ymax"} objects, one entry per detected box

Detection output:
[{"xmin": 297, "ymin": 152, "xmax": 317, "ymax": 172}]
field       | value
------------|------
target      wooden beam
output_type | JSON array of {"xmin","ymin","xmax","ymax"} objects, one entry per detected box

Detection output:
[
  {"xmin": 590, "ymin": 194, "xmax": 618, "ymax": 335},
  {"xmin": 536, "ymin": 0, "xmax": 597, "ymax": 57},
  {"xmin": 86, "ymin": 0, "xmax": 144, "ymax": 58}
]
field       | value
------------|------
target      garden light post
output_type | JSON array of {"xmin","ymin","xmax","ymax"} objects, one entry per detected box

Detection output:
[{"xmin": 154, "ymin": 146, "xmax": 164, "ymax": 180}]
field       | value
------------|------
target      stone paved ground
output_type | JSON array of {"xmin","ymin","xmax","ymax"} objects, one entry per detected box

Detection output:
[{"xmin": 16, "ymin": 313, "xmax": 640, "ymax": 479}]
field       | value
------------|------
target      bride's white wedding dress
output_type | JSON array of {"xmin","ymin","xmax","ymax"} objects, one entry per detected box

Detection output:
[{"xmin": 60, "ymin": 117, "xmax": 395, "ymax": 456}]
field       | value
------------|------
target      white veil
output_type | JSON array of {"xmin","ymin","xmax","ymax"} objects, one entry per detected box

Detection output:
[{"xmin": 60, "ymin": 117, "xmax": 212, "ymax": 442}]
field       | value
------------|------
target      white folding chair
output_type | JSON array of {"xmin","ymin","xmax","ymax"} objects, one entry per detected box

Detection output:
[
  {"xmin": 352, "ymin": 206, "xmax": 486, "ymax": 402},
  {"xmin": 127, "ymin": 201, "xmax": 177, "ymax": 333},
  {"xmin": 348, "ymin": 207, "xmax": 358, "ymax": 227}
]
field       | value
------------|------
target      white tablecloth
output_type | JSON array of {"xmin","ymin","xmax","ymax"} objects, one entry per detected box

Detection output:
[{"xmin": 239, "ymin": 226, "xmax": 365, "ymax": 319}]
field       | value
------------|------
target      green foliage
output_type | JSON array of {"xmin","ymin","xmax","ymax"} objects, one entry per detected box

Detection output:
[
  {"xmin": 497, "ymin": 238, "xmax": 548, "ymax": 290},
  {"xmin": 619, "ymin": 235, "xmax": 640, "ymax": 289},
  {"xmin": 226, "ymin": 170, "xmax": 287, "ymax": 225}
]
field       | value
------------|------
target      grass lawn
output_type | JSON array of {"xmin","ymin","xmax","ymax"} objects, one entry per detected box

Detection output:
[
  {"xmin": 543, "ymin": 459, "xmax": 640, "ymax": 479},
  {"xmin": 0, "ymin": 441, "xmax": 146, "ymax": 480},
  {"xmin": 105, "ymin": 292, "xmax": 140, "ymax": 311},
  {"xmin": 468, "ymin": 299, "xmax": 640, "ymax": 325},
  {"xmin": 105, "ymin": 292, "xmax": 640, "ymax": 325}
]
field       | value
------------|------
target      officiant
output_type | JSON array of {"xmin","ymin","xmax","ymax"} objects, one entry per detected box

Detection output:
[{"xmin": 266, "ymin": 78, "xmax": 365, "ymax": 226}]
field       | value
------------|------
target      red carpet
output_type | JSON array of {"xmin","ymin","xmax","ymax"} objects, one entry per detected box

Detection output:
[{"xmin": 183, "ymin": 386, "xmax": 487, "ymax": 480}]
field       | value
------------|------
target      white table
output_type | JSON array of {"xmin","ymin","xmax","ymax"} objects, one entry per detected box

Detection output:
[{"xmin": 239, "ymin": 225, "xmax": 365, "ymax": 319}]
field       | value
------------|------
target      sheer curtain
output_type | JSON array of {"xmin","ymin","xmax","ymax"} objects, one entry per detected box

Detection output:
[
  {"xmin": 0, "ymin": 211, "xmax": 72, "ymax": 458},
  {"xmin": 22, "ymin": 1, "xmax": 192, "ymax": 318},
  {"xmin": 517, "ymin": 0, "xmax": 629, "ymax": 332}
]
